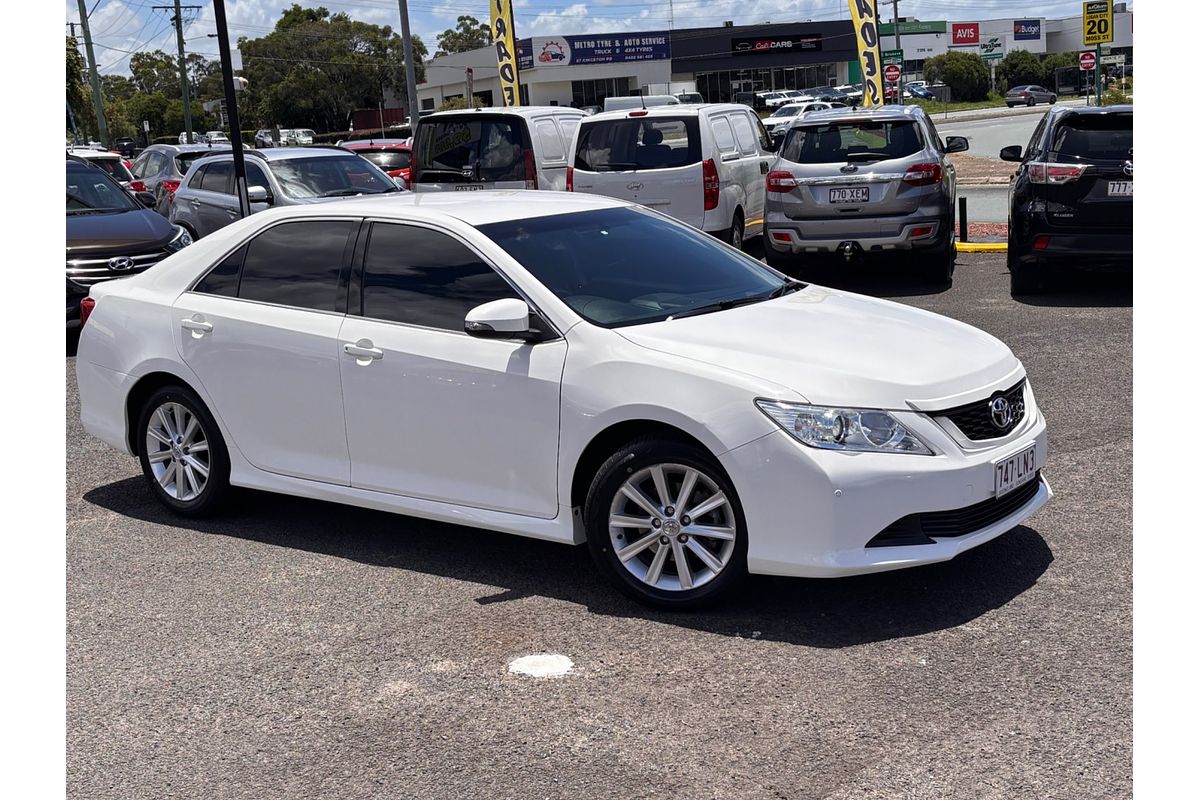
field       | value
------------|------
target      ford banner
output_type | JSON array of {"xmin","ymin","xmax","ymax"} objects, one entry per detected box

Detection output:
[{"xmin": 846, "ymin": 0, "xmax": 884, "ymax": 106}]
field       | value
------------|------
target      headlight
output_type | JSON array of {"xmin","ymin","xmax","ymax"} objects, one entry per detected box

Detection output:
[
  {"xmin": 755, "ymin": 400, "xmax": 933, "ymax": 455},
  {"xmin": 165, "ymin": 225, "xmax": 193, "ymax": 252}
]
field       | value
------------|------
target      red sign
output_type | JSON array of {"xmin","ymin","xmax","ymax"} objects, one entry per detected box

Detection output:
[
  {"xmin": 952, "ymin": 23, "xmax": 980, "ymax": 45},
  {"xmin": 1079, "ymin": 51, "xmax": 1096, "ymax": 71},
  {"xmin": 883, "ymin": 64, "xmax": 901, "ymax": 82}
]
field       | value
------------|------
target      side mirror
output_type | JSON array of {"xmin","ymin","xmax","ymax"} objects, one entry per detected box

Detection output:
[
  {"xmin": 247, "ymin": 185, "xmax": 273, "ymax": 204},
  {"xmin": 464, "ymin": 298, "xmax": 543, "ymax": 341},
  {"xmin": 134, "ymin": 190, "xmax": 157, "ymax": 208},
  {"xmin": 944, "ymin": 135, "xmax": 969, "ymax": 154},
  {"xmin": 999, "ymin": 145, "xmax": 1023, "ymax": 162}
]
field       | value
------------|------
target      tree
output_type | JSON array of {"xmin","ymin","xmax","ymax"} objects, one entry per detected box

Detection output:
[
  {"xmin": 436, "ymin": 96, "xmax": 469, "ymax": 112},
  {"xmin": 1040, "ymin": 51, "xmax": 1079, "ymax": 93},
  {"xmin": 165, "ymin": 98, "xmax": 213, "ymax": 134},
  {"xmin": 435, "ymin": 15, "xmax": 492, "ymax": 57},
  {"xmin": 998, "ymin": 50, "xmax": 1044, "ymax": 91},
  {"xmin": 237, "ymin": 4, "xmax": 427, "ymax": 131},
  {"xmin": 922, "ymin": 51, "xmax": 990, "ymax": 102},
  {"xmin": 101, "ymin": 74, "xmax": 136, "ymax": 103},
  {"xmin": 129, "ymin": 50, "xmax": 180, "ymax": 95}
]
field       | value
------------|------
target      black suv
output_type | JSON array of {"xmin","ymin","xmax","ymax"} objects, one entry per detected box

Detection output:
[
  {"xmin": 1001, "ymin": 105, "xmax": 1132, "ymax": 294},
  {"xmin": 66, "ymin": 157, "xmax": 192, "ymax": 327}
]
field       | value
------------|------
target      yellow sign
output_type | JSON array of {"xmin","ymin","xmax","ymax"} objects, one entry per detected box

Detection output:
[
  {"xmin": 490, "ymin": 0, "xmax": 522, "ymax": 106},
  {"xmin": 1083, "ymin": 0, "xmax": 1114, "ymax": 46},
  {"xmin": 847, "ymin": 0, "xmax": 884, "ymax": 106}
]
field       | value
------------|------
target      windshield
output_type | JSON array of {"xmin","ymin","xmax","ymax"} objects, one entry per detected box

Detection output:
[
  {"xmin": 782, "ymin": 120, "xmax": 922, "ymax": 164},
  {"xmin": 414, "ymin": 117, "xmax": 527, "ymax": 183},
  {"xmin": 270, "ymin": 155, "xmax": 396, "ymax": 197},
  {"xmin": 1051, "ymin": 113, "xmax": 1132, "ymax": 162},
  {"xmin": 575, "ymin": 116, "xmax": 700, "ymax": 171},
  {"xmin": 66, "ymin": 166, "xmax": 139, "ymax": 214},
  {"xmin": 770, "ymin": 106, "xmax": 801, "ymax": 118},
  {"xmin": 357, "ymin": 149, "xmax": 411, "ymax": 170},
  {"xmin": 478, "ymin": 207, "xmax": 787, "ymax": 328}
]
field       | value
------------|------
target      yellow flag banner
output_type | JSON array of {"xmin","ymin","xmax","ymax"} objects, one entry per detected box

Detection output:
[
  {"xmin": 490, "ymin": 0, "xmax": 522, "ymax": 106},
  {"xmin": 847, "ymin": 0, "xmax": 884, "ymax": 106}
]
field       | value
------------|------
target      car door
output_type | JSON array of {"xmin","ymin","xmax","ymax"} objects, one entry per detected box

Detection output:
[
  {"xmin": 729, "ymin": 110, "xmax": 767, "ymax": 237},
  {"xmin": 705, "ymin": 113, "xmax": 740, "ymax": 232},
  {"xmin": 172, "ymin": 219, "xmax": 359, "ymax": 484},
  {"xmin": 531, "ymin": 115, "xmax": 569, "ymax": 191},
  {"xmin": 338, "ymin": 220, "xmax": 566, "ymax": 518},
  {"xmin": 194, "ymin": 161, "xmax": 241, "ymax": 234}
]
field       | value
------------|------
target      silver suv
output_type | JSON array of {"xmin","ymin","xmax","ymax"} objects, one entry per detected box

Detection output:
[
  {"xmin": 169, "ymin": 146, "xmax": 399, "ymax": 238},
  {"xmin": 762, "ymin": 105, "xmax": 968, "ymax": 282}
]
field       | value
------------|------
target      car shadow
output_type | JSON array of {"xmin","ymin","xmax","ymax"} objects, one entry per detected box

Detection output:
[
  {"xmin": 67, "ymin": 329, "xmax": 80, "ymax": 357},
  {"xmin": 83, "ymin": 477, "xmax": 1054, "ymax": 649},
  {"xmin": 1012, "ymin": 271, "xmax": 1133, "ymax": 307},
  {"xmin": 793, "ymin": 257, "xmax": 954, "ymax": 299}
]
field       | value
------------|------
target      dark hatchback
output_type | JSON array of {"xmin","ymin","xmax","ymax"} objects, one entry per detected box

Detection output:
[
  {"xmin": 1001, "ymin": 105, "xmax": 1132, "ymax": 294},
  {"xmin": 66, "ymin": 158, "xmax": 192, "ymax": 327}
]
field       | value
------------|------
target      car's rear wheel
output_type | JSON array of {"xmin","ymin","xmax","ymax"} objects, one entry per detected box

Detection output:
[
  {"xmin": 919, "ymin": 231, "xmax": 956, "ymax": 284},
  {"xmin": 136, "ymin": 385, "xmax": 231, "ymax": 517},
  {"xmin": 584, "ymin": 437, "xmax": 748, "ymax": 609},
  {"xmin": 722, "ymin": 210, "xmax": 745, "ymax": 251},
  {"xmin": 1027, "ymin": 97, "xmax": 1036, "ymax": 107},
  {"xmin": 1008, "ymin": 233, "xmax": 1042, "ymax": 295},
  {"xmin": 764, "ymin": 231, "xmax": 803, "ymax": 276},
  {"xmin": 1050, "ymin": 95, "xmax": 1058, "ymax": 104}
]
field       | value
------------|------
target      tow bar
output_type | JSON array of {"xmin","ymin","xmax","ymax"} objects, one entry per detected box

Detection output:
[{"xmin": 838, "ymin": 241, "xmax": 861, "ymax": 262}]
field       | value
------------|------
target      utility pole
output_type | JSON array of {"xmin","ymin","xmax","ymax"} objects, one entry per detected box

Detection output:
[
  {"xmin": 154, "ymin": 4, "xmax": 202, "ymax": 144},
  {"xmin": 212, "ymin": 0, "xmax": 250, "ymax": 217},
  {"xmin": 396, "ymin": 0, "xmax": 420, "ymax": 123},
  {"xmin": 892, "ymin": 0, "xmax": 903, "ymax": 105},
  {"xmin": 75, "ymin": 0, "xmax": 108, "ymax": 146}
]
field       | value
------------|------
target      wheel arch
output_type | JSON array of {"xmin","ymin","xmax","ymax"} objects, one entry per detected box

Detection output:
[{"xmin": 124, "ymin": 370, "xmax": 205, "ymax": 453}]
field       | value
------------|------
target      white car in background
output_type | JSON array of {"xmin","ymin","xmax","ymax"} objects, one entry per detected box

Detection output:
[
  {"xmin": 75, "ymin": 192, "xmax": 1050, "ymax": 608},
  {"xmin": 568, "ymin": 103, "xmax": 774, "ymax": 249},
  {"xmin": 762, "ymin": 101, "xmax": 843, "ymax": 145}
]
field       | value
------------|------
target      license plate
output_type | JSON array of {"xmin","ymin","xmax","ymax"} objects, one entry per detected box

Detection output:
[
  {"xmin": 994, "ymin": 444, "xmax": 1037, "ymax": 498},
  {"xmin": 455, "ymin": 184, "xmax": 486, "ymax": 191},
  {"xmin": 829, "ymin": 187, "xmax": 869, "ymax": 204},
  {"xmin": 1107, "ymin": 181, "xmax": 1133, "ymax": 196}
]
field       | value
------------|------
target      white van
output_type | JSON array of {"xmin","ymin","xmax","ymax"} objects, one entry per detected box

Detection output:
[
  {"xmin": 567, "ymin": 104, "xmax": 775, "ymax": 249},
  {"xmin": 409, "ymin": 106, "xmax": 585, "ymax": 192},
  {"xmin": 602, "ymin": 95, "xmax": 680, "ymax": 112}
]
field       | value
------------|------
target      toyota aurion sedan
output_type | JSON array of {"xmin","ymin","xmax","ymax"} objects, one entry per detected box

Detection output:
[{"xmin": 76, "ymin": 192, "xmax": 1050, "ymax": 608}]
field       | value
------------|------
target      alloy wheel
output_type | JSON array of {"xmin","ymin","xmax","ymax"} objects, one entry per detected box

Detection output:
[
  {"xmin": 607, "ymin": 463, "xmax": 738, "ymax": 592},
  {"xmin": 145, "ymin": 401, "xmax": 211, "ymax": 502}
]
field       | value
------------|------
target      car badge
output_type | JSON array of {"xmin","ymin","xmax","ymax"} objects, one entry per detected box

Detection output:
[
  {"xmin": 1123, "ymin": 161, "xmax": 1133, "ymax": 177},
  {"xmin": 107, "ymin": 256, "xmax": 136, "ymax": 271},
  {"xmin": 989, "ymin": 396, "xmax": 1014, "ymax": 430},
  {"xmin": 627, "ymin": 182, "xmax": 644, "ymax": 191},
  {"xmin": 840, "ymin": 165, "xmax": 857, "ymax": 174}
]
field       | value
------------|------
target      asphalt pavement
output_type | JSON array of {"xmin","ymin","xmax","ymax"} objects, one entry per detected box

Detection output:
[{"xmin": 67, "ymin": 254, "xmax": 1132, "ymax": 799}]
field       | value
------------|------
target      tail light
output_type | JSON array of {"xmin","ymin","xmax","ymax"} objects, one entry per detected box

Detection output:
[
  {"xmin": 766, "ymin": 170, "xmax": 798, "ymax": 193},
  {"xmin": 161, "ymin": 179, "xmax": 181, "ymax": 206},
  {"xmin": 702, "ymin": 158, "xmax": 720, "ymax": 211},
  {"xmin": 566, "ymin": 165, "xmax": 574, "ymax": 192},
  {"xmin": 122, "ymin": 159, "xmax": 133, "ymax": 170},
  {"xmin": 908, "ymin": 225, "xmax": 935, "ymax": 238},
  {"xmin": 79, "ymin": 296, "xmax": 96, "ymax": 327},
  {"xmin": 523, "ymin": 149, "xmax": 538, "ymax": 190},
  {"xmin": 902, "ymin": 162, "xmax": 943, "ymax": 187},
  {"xmin": 1027, "ymin": 162, "xmax": 1088, "ymax": 184},
  {"xmin": 1033, "ymin": 235, "xmax": 1051, "ymax": 250},
  {"xmin": 628, "ymin": 110, "xmax": 649, "ymax": 117},
  {"xmin": 129, "ymin": 180, "xmax": 146, "ymax": 192}
]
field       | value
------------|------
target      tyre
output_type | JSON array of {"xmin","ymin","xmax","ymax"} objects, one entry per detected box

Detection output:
[
  {"xmin": 918, "ymin": 230, "xmax": 955, "ymax": 284},
  {"xmin": 136, "ymin": 384, "xmax": 232, "ymax": 517},
  {"xmin": 1050, "ymin": 95, "xmax": 1057, "ymax": 104},
  {"xmin": 721, "ymin": 210, "xmax": 745, "ymax": 251},
  {"xmin": 584, "ymin": 437, "xmax": 748, "ymax": 610},
  {"xmin": 1008, "ymin": 236, "xmax": 1041, "ymax": 295},
  {"xmin": 1006, "ymin": 103, "xmax": 1015, "ymax": 109},
  {"xmin": 763, "ymin": 231, "xmax": 803, "ymax": 276},
  {"xmin": 1027, "ymin": 97, "xmax": 1035, "ymax": 107}
]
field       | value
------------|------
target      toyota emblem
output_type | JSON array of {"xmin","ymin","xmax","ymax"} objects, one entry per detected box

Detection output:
[
  {"xmin": 1123, "ymin": 161, "xmax": 1133, "ymax": 176},
  {"xmin": 989, "ymin": 396, "xmax": 1014, "ymax": 430},
  {"xmin": 626, "ymin": 182, "xmax": 644, "ymax": 192},
  {"xmin": 107, "ymin": 256, "xmax": 136, "ymax": 271}
]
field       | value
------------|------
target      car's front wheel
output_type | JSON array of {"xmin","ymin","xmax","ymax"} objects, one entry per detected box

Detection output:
[
  {"xmin": 584, "ymin": 437, "xmax": 748, "ymax": 609},
  {"xmin": 136, "ymin": 385, "xmax": 231, "ymax": 516}
]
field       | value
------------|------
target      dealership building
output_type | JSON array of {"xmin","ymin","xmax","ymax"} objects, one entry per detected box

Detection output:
[{"xmin": 414, "ymin": 7, "xmax": 1133, "ymax": 111}]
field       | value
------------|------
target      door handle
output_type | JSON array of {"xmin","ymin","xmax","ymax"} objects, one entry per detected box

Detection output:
[
  {"xmin": 181, "ymin": 316, "xmax": 213, "ymax": 337},
  {"xmin": 344, "ymin": 339, "xmax": 383, "ymax": 364}
]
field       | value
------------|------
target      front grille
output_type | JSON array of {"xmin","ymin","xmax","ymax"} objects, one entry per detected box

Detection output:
[
  {"xmin": 66, "ymin": 251, "xmax": 167, "ymax": 288},
  {"xmin": 866, "ymin": 473, "xmax": 1042, "ymax": 547},
  {"xmin": 937, "ymin": 380, "xmax": 1027, "ymax": 441}
]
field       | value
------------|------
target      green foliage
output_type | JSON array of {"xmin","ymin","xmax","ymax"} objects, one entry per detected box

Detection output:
[
  {"xmin": 1102, "ymin": 87, "xmax": 1132, "ymax": 105},
  {"xmin": 237, "ymin": 3, "xmax": 427, "ymax": 132},
  {"xmin": 436, "ymin": 96, "xmax": 469, "ymax": 112},
  {"xmin": 435, "ymin": 15, "xmax": 492, "ymax": 57},
  {"xmin": 922, "ymin": 51, "xmax": 990, "ymax": 102},
  {"xmin": 164, "ymin": 99, "xmax": 214, "ymax": 134},
  {"xmin": 66, "ymin": 37, "xmax": 95, "ymax": 139},
  {"xmin": 129, "ymin": 50, "xmax": 181, "ymax": 95},
  {"xmin": 998, "ymin": 50, "xmax": 1044, "ymax": 91}
]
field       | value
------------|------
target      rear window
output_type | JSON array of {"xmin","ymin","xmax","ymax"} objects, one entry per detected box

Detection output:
[
  {"xmin": 85, "ymin": 158, "xmax": 133, "ymax": 182},
  {"xmin": 782, "ymin": 120, "xmax": 923, "ymax": 164},
  {"xmin": 414, "ymin": 117, "xmax": 528, "ymax": 183},
  {"xmin": 574, "ymin": 116, "xmax": 700, "ymax": 171},
  {"xmin": 176, "ymin": 150, "xmax": 231, "ymax": 174},
  {"xmin": 1050, "ymin": 113, "xmax": 1133, "ymax": 162},
  {"xmin": 357, "ymin": 149, "xmax": 411, "ymax": 170}
]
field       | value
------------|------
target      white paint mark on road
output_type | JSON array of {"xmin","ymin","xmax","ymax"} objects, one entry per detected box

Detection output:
[{"xmin": 508, "ymin": 653, "xmax": 574, "ymax": 678}]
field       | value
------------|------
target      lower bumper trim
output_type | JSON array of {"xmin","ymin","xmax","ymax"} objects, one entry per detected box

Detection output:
[{"xmin": 867, "ymin": 473, "xmax": 1043, "ymax": 547}]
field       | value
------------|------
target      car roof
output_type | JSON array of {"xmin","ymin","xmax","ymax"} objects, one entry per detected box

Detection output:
[
  {"xmin": 1049, "ymin": 104, "xmax": 1132, "ymax": 116},
  {"xmin": 342, "ymin": 139, "xmax": 410, "ymax": 149},
  {"xmin": 795, "ymin": 104, "xmax": 927, "ymax": 123},
  {"xmin": 584, "ymin": 102, "xmax": 752, "ymax": 122},
  {"xmin": 189, "ymin": 146, "xmax": 353, "ymax": 165},
  {"xmin": 419, "ymin": 106, "xmax": 584, "ymax": 121},
  {"xmin": 67, "ymin": 148, "xmax": 119, "ymax": 159}
]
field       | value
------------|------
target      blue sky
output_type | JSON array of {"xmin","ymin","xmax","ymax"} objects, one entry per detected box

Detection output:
[{"xmin": 66, "ymin": 0, "xmax": 1119, "ymax": 77}]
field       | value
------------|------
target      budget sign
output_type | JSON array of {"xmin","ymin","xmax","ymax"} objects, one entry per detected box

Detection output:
[{"xmin": 1013, "ymin": 19, "xmax": 1041, "ymax": 40}]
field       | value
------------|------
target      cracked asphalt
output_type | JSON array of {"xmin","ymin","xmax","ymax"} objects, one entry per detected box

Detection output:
[{"xmin": 67, "ymin": 253, "xmax": 1132, "ymax": 799}]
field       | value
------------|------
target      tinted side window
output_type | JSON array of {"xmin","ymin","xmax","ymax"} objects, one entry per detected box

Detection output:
[
  {"xmin": 361, "ymin": 224, "xmax": 518, "ymax": 330},
  {"xmin": 239, "ymin": 221, "xmax": 356, "ymax": 311},
  {"xmin": 245, "ymin": 162, "xmax": 270, "ymax": 189},
  {"xmin": 1025, "ymin": 115, "xmax": 1049, "ymax": 160},
  {"xmin": 199, "ymin": 161, "xmax": 232, "ymax": 193},
  {"xmin": 187, "ymin": 165, "xmax": 207, "ymax": 188},
  {"xmin": 193, "ymin": 244, "xmax": 246, "ymax": 297}
]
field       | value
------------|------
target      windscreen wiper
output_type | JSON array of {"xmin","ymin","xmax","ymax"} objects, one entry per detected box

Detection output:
[
  {"xmin": 767, "ymin": 280, "xmax": 805, "ymax": 298},
  {"xmin": 668, "ymin": 294, "xmax": 772, "ymax": 320}
]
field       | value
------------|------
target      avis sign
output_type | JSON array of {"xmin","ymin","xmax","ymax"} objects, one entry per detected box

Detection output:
[
  {"xmin": 951, "ymin": 23, "xmax": 980, "ymax": 45},
  {"xmin": 490, "ymin": 0, "xmax": 522, "ymax": 106},
  {"xmin": 846, "ymin": 0, "xmax": 884, "ymax": 107}
]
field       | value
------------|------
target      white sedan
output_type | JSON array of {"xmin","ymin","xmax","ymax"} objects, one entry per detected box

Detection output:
[{"xmin": 76, "ymin": 192, "xmax": 1050, "ymax": 608}]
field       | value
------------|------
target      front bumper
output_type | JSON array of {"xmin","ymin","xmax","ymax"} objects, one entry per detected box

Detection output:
[{"xmin": 719, "ymin": 393, "xmax": 1050, "ymax": 578}]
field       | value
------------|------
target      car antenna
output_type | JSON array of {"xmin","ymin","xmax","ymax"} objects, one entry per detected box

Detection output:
[{"xmin": 639, "ymin": 93, "xmax": 646, "ymax": 110}]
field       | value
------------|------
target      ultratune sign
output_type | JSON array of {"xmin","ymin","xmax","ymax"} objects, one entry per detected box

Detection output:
[
  {"xmin": 846, "ymin": 0, "xmax": 884, "ymax": 107},
  {"xmin": 731, "ymin": 35, "xmax": 822, "ymax": 56},
  {"xmin": 490, "ymin": 0, "xmax": 521, "ymax": 106},
  {"xmin": 1013, "ymin": 19, "xmax": 1042, "ymax": 40},
  {"xmin": 517, "ymin": 32, "xmax": 670, "ymax": 70}
]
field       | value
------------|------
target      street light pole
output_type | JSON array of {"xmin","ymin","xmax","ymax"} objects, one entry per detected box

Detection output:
[
  {"xmin": 892, "ymin": 0, "xmax": 902, "ymax": 105},
  {"xmin": 212, "ymin": 0, "xmax": 250, "ymax": 217},
  {"xmin": 75, "ymin": 0, "xmax": 109, "ymax": 145}
]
